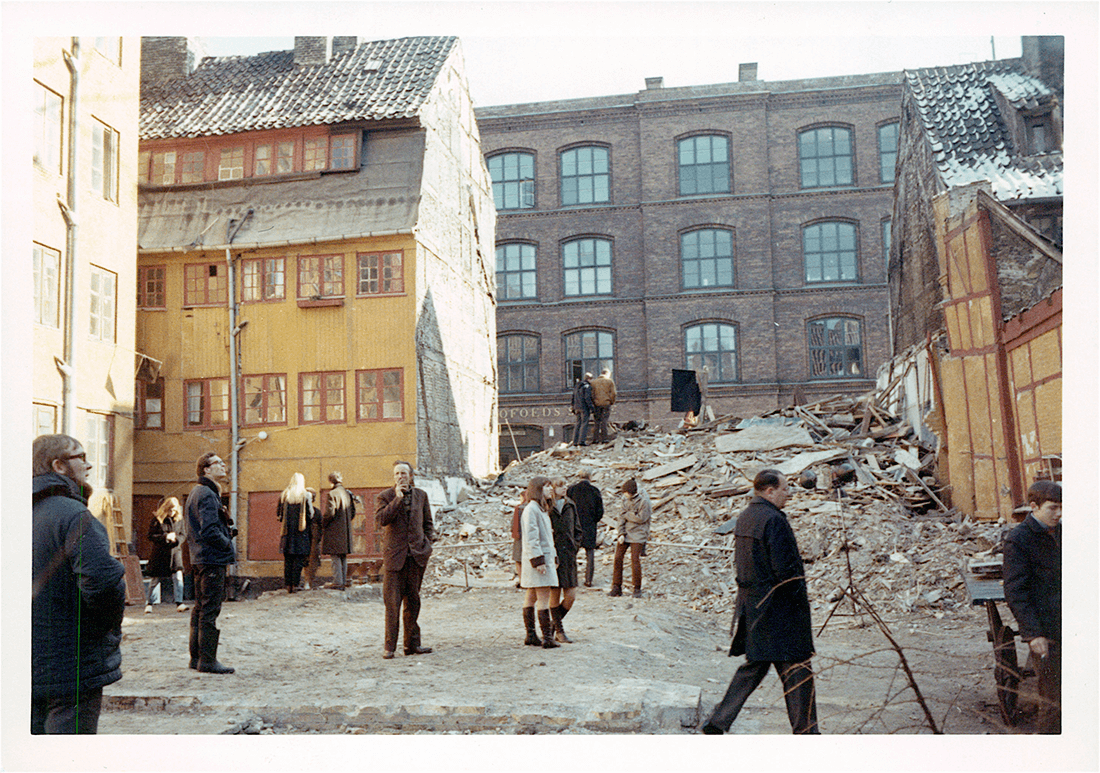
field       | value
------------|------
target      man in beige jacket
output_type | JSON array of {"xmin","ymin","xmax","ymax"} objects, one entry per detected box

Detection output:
[{"xmin": 589, "ymin": 368, "xmax": 617, "ymax": 443}]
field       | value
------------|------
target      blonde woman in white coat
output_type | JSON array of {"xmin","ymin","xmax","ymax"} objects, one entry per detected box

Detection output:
[{"xmin": 519, "ymin": 476, "xmax": 560, "ymax": 649}]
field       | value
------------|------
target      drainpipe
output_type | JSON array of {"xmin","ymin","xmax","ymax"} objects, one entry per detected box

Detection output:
[
  {"xmin": 226, "ymin": 209, "xmax": 253, "ymax": 556},
  {"xmin": 57, "ymin": 38, "xmax": 81, "ymax": 434}
]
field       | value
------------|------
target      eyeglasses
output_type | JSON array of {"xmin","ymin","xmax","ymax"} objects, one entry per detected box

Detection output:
[{"xmin": 63, "ymin": 452, "xmax": 87, "ymax": 462}]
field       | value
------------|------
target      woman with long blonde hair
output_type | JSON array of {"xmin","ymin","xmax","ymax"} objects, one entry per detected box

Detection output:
[
  {"xmin": 145, "ymin": 496, "xmax": 188, "ymax": 613},
  {"xmin": 277, "ymin": 473, "xmax": 315, "ymax": 593},
  {"xmin": 519, "ymin": 476, "xmax": 560, "ymax": 648}
]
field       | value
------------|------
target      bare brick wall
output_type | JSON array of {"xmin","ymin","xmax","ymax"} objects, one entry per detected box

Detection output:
[{"xmin": 481, "ymin": 74, "xmax": 901, "ymax": 446}]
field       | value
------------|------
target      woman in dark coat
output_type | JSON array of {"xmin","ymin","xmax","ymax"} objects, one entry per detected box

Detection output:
[
  {"xmin": 277, "ymin": 473, "xmax": 314, "ymax": 593},
  {"xmin": 145, "ymin": 497, "xmax": 188, "ymax": 613},
  {"xmin": 321, "ymin": 471, "xmax": 357, "ymax": 589},
  {"xmin": 548, "ymin": 478, "xmax": 584, "ymax": 643}
]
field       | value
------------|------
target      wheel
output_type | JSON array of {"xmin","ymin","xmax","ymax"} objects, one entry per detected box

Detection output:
[{"xmin": 987, "ymin": 602, "xmax": 1020, "ymax": 725}]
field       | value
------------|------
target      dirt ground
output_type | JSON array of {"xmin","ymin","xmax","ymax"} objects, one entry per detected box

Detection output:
[{"xmin": 96, "ymin": 565, "xmax": 1043, "ymax": 737}]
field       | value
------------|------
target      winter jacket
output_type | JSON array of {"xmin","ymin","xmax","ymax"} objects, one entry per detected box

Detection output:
[
  {"xmin": 590, "ymin": 375, "xmax": 617, "ymax": 407},
  {"xmin": 376, "ymin": 486, "xmax": 435, "ymax": 571},
  {"xmin": 1003, "ymin": 515, "xmax": 1061, "ymax": 643},
  {"xmin": 572, "ymin": 380, "xmax": 595, "ymax": 414},
  {"xmin": 32, "ymin": 472, "xmax": 125, "ymax": 699},
  {"xmin": 729, "ymin": 496, "xmax": 814, "ymax": 662},
  {"xmin": 185, "ymin": 478, "xmax": 235, "ymax": 566},
  {"xmin": 567, "ymin": 480, "xmax": 604, "ymax": 550},
  {"xmin": 520, "ymin": 500, "xmax": 558, "ymax": 588},
  {"xmin": 321, "ymin": 485, "xmax": 357, "ymax": 555},
  {"xmin": 277, "ymin": 499, "xmax": 315, "ymax": 556},
  {"xmin": 615, "ymin": 487, "xmax": 652, "ymax": 544},
  {"xmin": 147, "ymin": 511, "xmax": 185, "ymax": 576}
]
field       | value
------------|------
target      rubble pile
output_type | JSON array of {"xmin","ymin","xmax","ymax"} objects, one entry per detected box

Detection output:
[{"xmin": 428, "ymin": 393, "xmax": 1008, "ymax": 621}]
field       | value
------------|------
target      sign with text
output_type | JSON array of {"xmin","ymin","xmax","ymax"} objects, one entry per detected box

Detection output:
[{"xmin": 499, "ymin": 405, "xmax": 566, "ymax": 422}]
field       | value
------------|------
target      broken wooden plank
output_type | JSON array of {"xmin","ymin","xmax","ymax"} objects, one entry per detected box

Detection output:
[{"xmin": 642, "ymin": 454, "xmax": 698, "ymax": 481}]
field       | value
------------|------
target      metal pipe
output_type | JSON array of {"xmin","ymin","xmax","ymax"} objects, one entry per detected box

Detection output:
[
  {"xmin": 59, "ymin": 38, "xmax": 81, "ymax": 434},
  {"xmin": 225, "ymin": 208, "xmax": 253, "ymax": 560}
]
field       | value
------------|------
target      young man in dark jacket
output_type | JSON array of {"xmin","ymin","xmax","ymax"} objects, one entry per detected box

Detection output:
[
  {"xmin": 703, "ymin": 469, "xmax": 820, "ymax": 734},
  {"xmin": 566, "ymin": 468, "xmax": 604, "ymax": 586},
  {"xmin": 570, "ymin": 373, "xmax": 595, "ymax": 446},
  {"xmin": 185, "ymin": 451, "xmax": 236, "ymax": 674},
  {"xmin": 32, "ymin": 434, "xmax": 126, "ymax": 734},
  {"xmin": 1003, "ymin": 480, "xmax": 1062, "ymax": 734}
]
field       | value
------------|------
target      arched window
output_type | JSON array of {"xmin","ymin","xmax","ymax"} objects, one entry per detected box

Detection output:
[
  {"xmin": 563, "ymin": 330, "xmax": 614, "ymax": 387},
  {"xmin": 681, "ymin": 228, "xmax": 734, "ymax": 289},
  {"xmin": 685, "ymin": 322, "xmax": 738, "ymax": 383},
  {"xmin": 496, "ymin": 243, "xmax": 537, "ymax": 301},
  {"xmin": 562, "ymin": 238, "xmax": 612, "ymax": 296},
  {"xmin": 498, "ymin": 334, "xmax": 540, "ymax": 394},
  {"xmin": 488, "ymin": 152, "xmax": 535, "ymax": 210},
  {"xmin": 807, "ymin": 317, "xmax": 863, "ymax": 378},
  {"xmin": 798, "ymin": 126, "xmax": 853, "ymax": 188},
  {"xmin": 803, "ymin": 221, "xmax": 858, "ymax": 283},
  {"xmin": 678, "ymin": 135, "xmax": 730, "ymax": 195},
  {"xmin": 878, "ymin": 122, "xmax": 899, "ymax": 184},
  {"xmin": 560, "ymin": 146, "xmax": 609, "ymax": 205}
]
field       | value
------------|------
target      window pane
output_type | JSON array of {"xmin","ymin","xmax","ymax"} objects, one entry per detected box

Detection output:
[{"xmin": 803, "ymin": 222, "xmax": 857, "ymax": 283}]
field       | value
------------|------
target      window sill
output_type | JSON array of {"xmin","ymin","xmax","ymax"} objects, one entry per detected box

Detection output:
[{"xmin": 297, "ymin": 297, "xmax": 344, "ymax": 308}]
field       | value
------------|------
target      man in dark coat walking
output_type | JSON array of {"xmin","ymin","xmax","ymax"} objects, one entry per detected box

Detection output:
[
  {"xmin": 32, "ymin": 434, "xmax": 126, "ymax": 734},
  {"xmin": 570, "ymin": 373, "xmax": 595, "ymax": 446},
  {"xmin": 375, "ymin": 460, "xmax": 435, "ymax": 659},
  {"xmin": 703, "ymin": 469, "xmax": 820, "ymax": 734},
  {"xmin": 1003, "ymin": 480, "xmax": 1061, "ymax": 734},
  {"xmin": 185, "ymin": 451, "xmax": 236, "ymax": 674},
  {"xmin": 567, "ymin": 468, "xmax": 604, "ymax": 586}
]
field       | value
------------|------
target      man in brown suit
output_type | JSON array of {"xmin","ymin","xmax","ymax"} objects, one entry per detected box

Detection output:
[
  {"xmin": 590, "ymin": 368, "xmax": 617, "ymax": 443},
  {"xmin": 375, "ymin": 461, "xmax": 435, "ymax": 659}
]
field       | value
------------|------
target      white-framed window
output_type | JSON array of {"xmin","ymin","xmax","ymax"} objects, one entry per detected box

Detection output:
[
  {"xmin": 34, "ymin": 404, "xmax": 57, "ymax": 437},
  {"xmin": 34, "ymin": 243, "xmax": 61, "ymax": 327},
  {"xmin": 84, "ymin": 411, "xmax": 112, "ymax": 490},
  {"xmin": 91, "ymin": 119, "xmax": 119, "ymax": 201},
  {"xmin": 34, "ymin": 82, "xmax": 63, "ymax": 173},
  {"xmin": 89, "ymin": 265, "xmax": 117, "ymax": 342}
]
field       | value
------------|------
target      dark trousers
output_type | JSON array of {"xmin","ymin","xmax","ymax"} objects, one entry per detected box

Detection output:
[
  {"xmin": 585, "ymin": 547, "xmax": 596, "ymax": 585},
  {"xmin": 382, "ymin": 556, "xmax": 426, "ymax": 654},
  {"xmin": 612, "ymin": 541, "xmax": 643, "ymax": 590},
  {"xmin": 190, "ymin": 564, "xmax": 226, "ymax": 663},
  {"xmin": 707, "ymin": 658, "xmax": 820, "ymax": 734},
  {"xmin": 283, "ymin": 553, "xmax": 307, "ymax": 588},
  {"xmin": 1035, "ymin": 641, "xmax": 1061, "ymax": 734},
  {"xmin": 592, "ymin": 405, "xmax": 612, "ymax": 443},
  {"xmin": 31, "ymin": 687, "xmax": 103, "ymax": 734},
  {"xmin": 572, "ymin": 409, "xmax": 591, "ymax": 445}
]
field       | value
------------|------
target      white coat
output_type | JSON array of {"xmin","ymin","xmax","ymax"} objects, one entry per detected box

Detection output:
[{"xmin": 520, "ymin": 500, "xmax": 558, "ymax": 588}]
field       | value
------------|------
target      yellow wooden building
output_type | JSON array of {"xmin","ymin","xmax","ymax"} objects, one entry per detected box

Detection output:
[{"xmin": 133, "ymin": 36, "xmax": 497, "ymax": 577}]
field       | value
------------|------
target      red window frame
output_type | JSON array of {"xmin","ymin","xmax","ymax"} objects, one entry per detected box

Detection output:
[
  {"xmin": 298, "ymin": 254, "xmax": 344, "ymax": 300},
  {"xmin": 242, "ymin": 373, "xmax": 288, "ymax": 427},
  {"xmin": 184, "ymin": 377, "xmax": 230, "ymax": 429},
  {"xmin": 180, "ymin": 150, "xmax": 205, "ymax": 183},
  {"xmin": 356, "ymin": 369, "xmax": 403, "ymax": 422},
  {"xmin": 241, "ymin": 257, "xmax": 286, "ymax": 302},
  {"xmin": 137, "ymin": 265, "xmax": 166, "ymax": 309},
  {"xmin": 137, "ymin": 378, "xmax": 165, "ymax": 430},
  {"xmin": 183, "ymin": 262, "xmax": 228, "ymax": 307},
  {"xmin": 356, "ymin": 250, "xmax": 405, "ymax": 296},
  {"xmin": 299, "ymin": 371, "xmax": 347, "ymax": 425}
]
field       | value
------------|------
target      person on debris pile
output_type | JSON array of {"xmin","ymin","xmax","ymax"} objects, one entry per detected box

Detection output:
[
  {"xmin": 567, "ymin": 468, "xmax": 605, "ymax": 587},
  {"xmin": 548, "ymin": 478, "xmax": 584, "ymax": 642},
  {"xmin": 185, "ymin": 451, "xmax": 236, "ymax": 674},
  {"xmin": 702, "ymin": 469, "xmax": 820, "ymax": 734},
  {"xmin": 375, "ymin": 461, "xmax": 435, "ymax": 659},
  {"xmin": 511, "ymin": 488, "xmax": 531, "ymax": 586},
  {"xmin": 321, "ymin": 472, "xmax": 358, "ymax": 590},
  {"xmin": 590, "ymin": 368, "xmax": 617, "ymax": 443},
  {"xmin": 1003, "ymin": 479, "xmax": 1061, "ymax": 734},
  {"xmin": 145, "ymin": 496, "xmax": 188, "ymax": 614},
  {"xmin": 32, "ymin": 434, "xmax": 126, "ymax": 733},
  {"xmin": 609, "ymin": 478, "xmax": 651, "ymax": 598},
  {"xmin": 519, "ymin": 476, "xmax": 561, "ymax": 649},
  {"xmin": 276, "ymin": 474, "xmax": 315, "ymax": 594},
  {"xmin": 571, "ymin": 372, "xmax": 595, "ymax": 446}
]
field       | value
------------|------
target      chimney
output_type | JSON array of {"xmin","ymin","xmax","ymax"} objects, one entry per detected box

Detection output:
[
  {"xmin": 294, "ymin": 36, "xmax": 332, "ymax": 66},
  {"xmin": 141, "ymin": 37, "xmax": 204, "ymax": 91},
  {"xmin": 645, "ymin": 76, "xmax": 664, "ymax": 90},
  {"xmin": 739, "ymin": 63, "xmax": 758, "ymax": 82},
  {"xmin": 1021, "ymin": 35, "xmax": 1064, "ymax": 95},
  {"xmin": 332, "ymin": 36, "xmax": 359, "ymax": 57}
]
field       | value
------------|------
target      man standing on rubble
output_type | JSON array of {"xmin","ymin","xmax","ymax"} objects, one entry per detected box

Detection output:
[
  {"xmin": 375, "ymin": 461, "xmax": 435, "ymax": 660},
  {"xmin": 590, "ymin": 368, "xmax": 617, "ymax": 444},
  {"xmin": 570, "ymin": 373, "xmax": 595, "ymax": 446},
  {"xmin": 1003, "ymin": 480, "xmax": 1061, "ymax": 734},
  {"xmin": 702, "ymin": 469, "xmax": 820, "ymax": 734}
]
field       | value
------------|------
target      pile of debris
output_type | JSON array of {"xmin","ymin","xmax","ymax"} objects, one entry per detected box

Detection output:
[{"xmin": 426, "ymin": 393, "xmax": 1009, "ymax": 621}]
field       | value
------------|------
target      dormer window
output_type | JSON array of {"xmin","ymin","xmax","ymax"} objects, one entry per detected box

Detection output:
[{"xmin": 1026, "ymin": 114, "xmax": 1055, "ymax": 154}]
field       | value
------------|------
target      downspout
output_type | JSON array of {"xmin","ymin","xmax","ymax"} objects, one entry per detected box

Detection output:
[
  {"xmin": 226, "ymin": 209, "xmax": 253, "ymax": 560},
  {"xmin": 57, "ymin": 38, "xmax": 81, "ymax": 434}
]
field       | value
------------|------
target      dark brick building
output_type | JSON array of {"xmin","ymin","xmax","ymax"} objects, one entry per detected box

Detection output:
[{"xmin": 477, "ymin": 66, "xmax": 903, "ymax": 461}]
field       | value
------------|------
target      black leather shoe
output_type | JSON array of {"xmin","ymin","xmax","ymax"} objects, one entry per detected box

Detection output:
[
  {"xmin": 382, "ymin": 651, "xmax": 395, "ymax": 659},
  {"xmin": 197, "ymin": 660, "xmax": 235, "ymax": 674},
  {"xmin": 404, "ymin": 646, "xmax": 433, "ymax": 656},
  {"xmin": 189, "ymin": 660, "xmax": 198, "ymax": 670},
  {"xmin": 701, "ymin": 723, "xmax": 724, "ymax": 735}
]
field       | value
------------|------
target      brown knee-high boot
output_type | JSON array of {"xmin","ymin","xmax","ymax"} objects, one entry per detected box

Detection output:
[
  {"xmin": 537, "ymin": 608, "xmax": 560, "ymax": 649},
  {"xmin": 522, "ymin": 606, "xmax": 540, "ymax": 646},
  {"xmin": 551, "ymin": 605, "xmax": 573, "ymax": 643}
]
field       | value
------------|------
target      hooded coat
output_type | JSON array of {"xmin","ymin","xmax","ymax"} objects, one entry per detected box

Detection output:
[{"xmin": 32, "ymin": 472, "xmax": 126, "ymax": 699}]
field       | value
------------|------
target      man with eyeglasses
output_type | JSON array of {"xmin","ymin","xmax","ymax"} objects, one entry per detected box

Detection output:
[
  {"xmin": 32, "ymin": 434, "xmax": 125, "ymax": 733},
  {"xmin": 185, "ymin": 451, "xmax": 236, "ymax": 674}
]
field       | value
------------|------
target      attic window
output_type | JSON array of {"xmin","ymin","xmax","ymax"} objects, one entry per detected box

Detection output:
[{"xmin": 1025, "ymin": 114, "xmax": 1055, "ymax": 154}]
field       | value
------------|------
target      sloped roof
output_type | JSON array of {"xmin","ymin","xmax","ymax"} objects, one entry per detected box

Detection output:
[
  {"xmin": 904, "ymin": 59, "xmax": 1062, "ymax": 201},
  {"xmin": 141, "ymin": 36, "xmax": 456, "ymax": 140}
]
